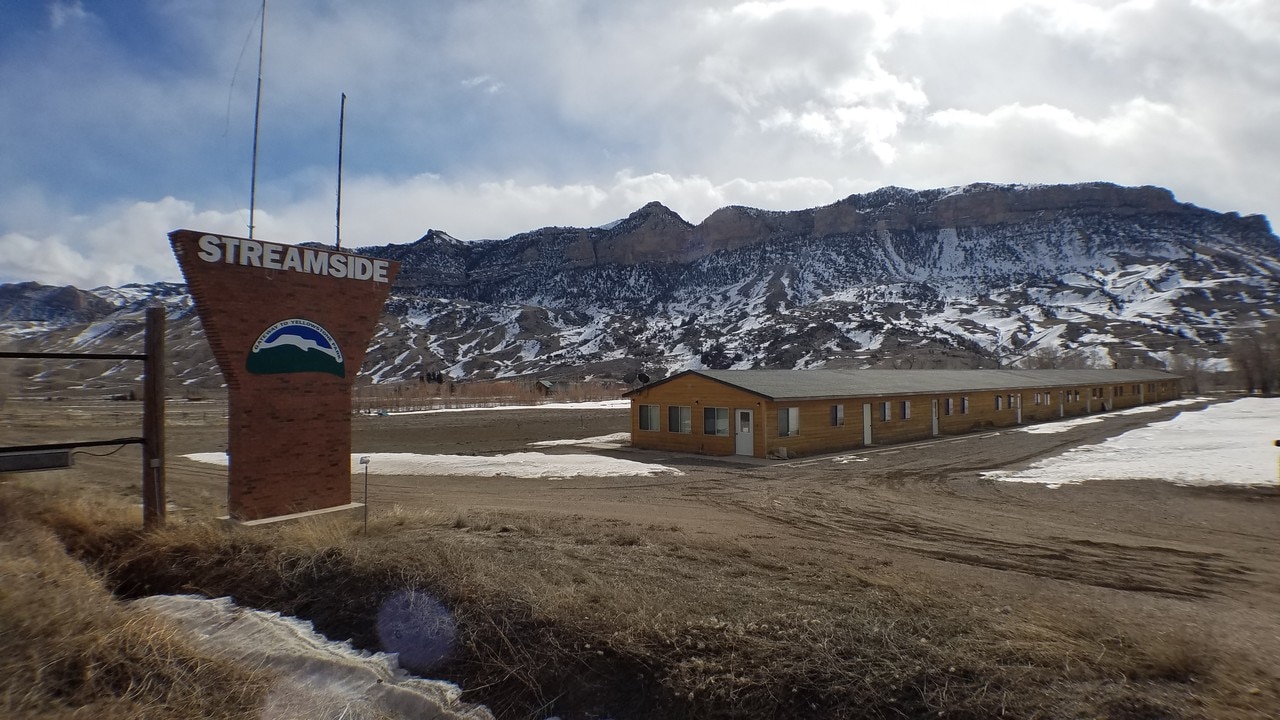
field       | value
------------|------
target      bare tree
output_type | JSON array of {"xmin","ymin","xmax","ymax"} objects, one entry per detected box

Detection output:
[
  {"xmin": 1020, "ymin": 345, "xmax": 1090, "ymax": 370},
  {"xmin": 1169, "ymin": 349, "xmax": 1212, "ymax": 394},
  {"xmin": 1228, "ymin": 321, "xmax": 1280, "ymax": 395}
]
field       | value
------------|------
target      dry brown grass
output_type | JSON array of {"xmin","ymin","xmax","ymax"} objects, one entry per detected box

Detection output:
[
  {"xmin": 4, "ymin": 484, "xmax": 1275, "ymax": 719},
  {"xmin": 0, "ymin": 500, "xmax": 268, "ymax": 719}
]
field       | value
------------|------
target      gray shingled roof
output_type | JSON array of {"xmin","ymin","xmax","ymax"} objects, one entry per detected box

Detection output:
[{"xmin": 653, "ymin": 368, "xmax": 1181, "ymax": 400}]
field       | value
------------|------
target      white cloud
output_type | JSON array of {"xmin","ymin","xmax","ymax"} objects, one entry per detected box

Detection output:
[
  {"xmin": 1, "ymin": 0, "xmax": 1278, "ymax": 288},
  {"xmin": 0, "ymin": 172, "xmax": 867, "ymax": 287},
  {"xmin": 49, "ymin": 1, "xmax": 90, "ymax": 29}
]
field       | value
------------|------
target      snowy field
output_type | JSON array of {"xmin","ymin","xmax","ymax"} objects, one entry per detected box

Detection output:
[
  {"xmin": 987, "ymin": 397, "xmax": 1280, "ymax": 488},
  {"xmin": 183, "ymin": 450, "xmax": 680, "ymax": 479},
  {"xmin": 1010, "ymin": 396, "xmax": 1207, "ymax": 434}
]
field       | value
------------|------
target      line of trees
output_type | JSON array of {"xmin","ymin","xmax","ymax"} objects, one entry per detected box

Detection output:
[{"xmin": 1228, "ymin": 322, "xmax": 1279, "ymax": 395}]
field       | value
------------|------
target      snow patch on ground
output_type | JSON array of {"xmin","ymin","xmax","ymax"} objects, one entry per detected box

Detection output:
[
  {"xmin": 1010, "ymin": 397, "xmax": 1210, "ymax": 434},
  {"xmin": 1016, "ymin": 417, "xmax": 1105, "ymax": 434},
  {"xmin": 987, "ymin": 397, "xmax": 1280, "ymax": 488},
  {"xmin": 528, "ymin": 432, "xmax": 631, "ymax": 447},
  {"xmin": 183, "ymin": 451, "xmax": 680, "ymax": 478},
  {"xmin": 133, "ymin": 595, "xmax": 492, "ymax": 720}
]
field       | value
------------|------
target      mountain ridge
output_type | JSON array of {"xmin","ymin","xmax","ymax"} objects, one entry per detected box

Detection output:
[{"xmin": 3, "ymin": 182, "xmax": 1278, "ymax": 393}]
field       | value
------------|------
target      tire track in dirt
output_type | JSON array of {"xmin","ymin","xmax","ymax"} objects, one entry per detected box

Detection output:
[{"xmin": 715, "ymin": 492, "xmax": 1253, "ymax": 599}]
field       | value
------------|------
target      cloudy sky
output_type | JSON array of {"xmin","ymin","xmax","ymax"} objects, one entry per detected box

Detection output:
[{"xmin": 2, "ymin": 0, "xmax": 1277, "ymax": 288}]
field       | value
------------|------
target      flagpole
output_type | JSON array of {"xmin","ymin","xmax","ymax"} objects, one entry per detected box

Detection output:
[
  {"xmin": 336, "ymin": 92, "xmax": 346, "ymax": 249},
  {"xmin": 248, "ymin": 0, "xmax": 267, "ymax": 239}
]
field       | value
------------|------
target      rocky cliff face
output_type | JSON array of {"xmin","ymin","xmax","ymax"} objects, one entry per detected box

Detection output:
[
  {"xmin": 3, "ymin": 182, "xmax": 1278, "ymax": 392},
  {"xmin": 0, "ymin": 282, "xmax": 115, "ymax": 323}
]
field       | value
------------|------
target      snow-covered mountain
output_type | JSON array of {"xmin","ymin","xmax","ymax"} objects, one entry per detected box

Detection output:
[{"xmin": 3, "ymin": 182, "xmax": 1277, "ymax": 393}]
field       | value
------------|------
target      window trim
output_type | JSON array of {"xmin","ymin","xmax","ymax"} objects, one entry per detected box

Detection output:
[
  {"xmin": 778, "ymin": 406, "xmax": 800, "ymax": 437},
  {"xmin": 638, "ymin": 404, "xmax": 660, "ymax": 432},
  {"xmin": 668, "ymin": 405, "xmax": 691, "ymax": 434},
  {"xmin": 703, "ymin": 406, "xmax": 729, "ymax": 436}
]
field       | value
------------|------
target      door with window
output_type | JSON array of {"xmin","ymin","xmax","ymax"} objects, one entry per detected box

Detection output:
[{"xmin": 735, "ymin": 409, "xmax": 754, "ymax": 455}]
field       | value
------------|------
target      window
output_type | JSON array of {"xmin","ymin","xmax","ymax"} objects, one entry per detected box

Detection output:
[
  {"xmin": 995, "ymin": 395, "xmax": 1003, "ymax": 411},
  {"xmin": 880, "ymin": 401, "xmax": 891, "ymax": 421},
  {"xmin": 961, "ymin": 397, "xmax": 970, "ymax": 414},
  {"xmin": 1008, "ymin": 394, "xmax": 1015, "ymax": 409},
  {"xmin": 704, "ymin": 407, "xmax": 729, "ymax": 436},
  {"xmin": 639, "ymin": 404, "xmax": 660, "ymax": 431},
  {"xmin": 901, "ymin": 400, "xmax": 911, "ymax": 419},
  {"xmin": 778, "ymin": 407, "xmax": 799, "ymax": 436},
  {"xmin": 1116, "ymin": 386, "xmax": 1124, "ymax": 397},
  {"xmin": 668, "ymin": 406, "xmax": 691, "ymax": 434},
  {"xmin": 830, "ymin": 404, "xmax": 844, "ymax": 427},
  {"xmin": 945, "ymin": 398, "xmax": 954, "ymax": 416},
  {"xmin": 1074, "ymin": 390, "xmax": 1080, "ymax": 402}
]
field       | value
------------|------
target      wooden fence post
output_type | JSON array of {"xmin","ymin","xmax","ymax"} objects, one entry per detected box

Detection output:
[{"xmin": 142, "ymin": 306, "xmax": 166, "ymax": 529}]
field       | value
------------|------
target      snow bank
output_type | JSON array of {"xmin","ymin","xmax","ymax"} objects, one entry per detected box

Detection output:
[
  {"xmin": 133, "ymin": 594, "xmax": 492, "ymax": 720},
  {"xmin": 1016, "ymin": 416, "xmax": 1104, "ymax": 434},
  {"xmin": 988, "ymin": 397, "xmax": 1280, "ymax": 488},
  {"xmin": 528, "ymin": 432, "xmax": 630, "ymax": 447},
  {"xmin": 183, "ymin": 450, "xmax": 681, "ymax": 478}
]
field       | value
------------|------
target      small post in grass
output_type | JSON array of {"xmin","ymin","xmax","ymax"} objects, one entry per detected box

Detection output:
[{"xmin": 360, "ymin": 455, "xmax": 371, "ymax": 534}]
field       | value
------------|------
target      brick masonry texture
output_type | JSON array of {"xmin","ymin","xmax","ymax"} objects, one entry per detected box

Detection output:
[{"xmin": 171, "ymin": 230, "xmax": 399, "ymax": 520}]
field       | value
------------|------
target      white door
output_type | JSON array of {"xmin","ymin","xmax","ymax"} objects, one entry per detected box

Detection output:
[
  {"xmin": 931, "ymin": 399, "xmax": 939, "ymax": 436},
  {"xmin": 1015, "ymin": 394, "xmax": 1022, "ymax": 424},
  {"xmin": 1058, "ymin": 390, "xmax": 1065, "ymax": 418},
  {"xmin": 734, "ymin": 409, "xmax": 754, "ymax": 455},
  {"xmin": 862, "ymin": 403, "xmax": 873, "ymax": 446}
]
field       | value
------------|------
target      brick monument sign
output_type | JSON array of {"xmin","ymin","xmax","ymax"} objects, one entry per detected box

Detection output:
[{"xmin": 170, "ymin": 229, "xmax": 400, "ymax": 520}]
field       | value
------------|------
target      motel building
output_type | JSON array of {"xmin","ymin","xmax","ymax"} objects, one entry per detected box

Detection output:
[{"xmin": 625, "ymin": 368, "xmax": 1183, "ymax": 459}]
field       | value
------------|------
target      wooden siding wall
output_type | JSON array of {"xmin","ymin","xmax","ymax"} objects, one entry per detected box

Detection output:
[
  {"xmin": 629, "ymin": 374, "xmax": 763, "ymax": 456},
  {"xmin": 630, "ymin": 378, "xmax": 1181, "ymax": 458}
]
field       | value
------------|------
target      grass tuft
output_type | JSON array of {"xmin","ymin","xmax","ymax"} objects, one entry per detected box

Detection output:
[{"xmin": 0, "ymin": 506, "xmax": 268, "ymax": 719}]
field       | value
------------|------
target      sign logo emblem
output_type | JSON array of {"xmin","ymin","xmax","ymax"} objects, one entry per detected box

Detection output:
[{"xmin": 247, "ymin": 318, "xmax": 345, "ymax": 377}]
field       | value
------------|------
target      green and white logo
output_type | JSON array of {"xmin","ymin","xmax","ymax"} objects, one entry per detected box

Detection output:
[{"xmin": 247, "ymin": 318, "xmax": 345, "ymax": 377}]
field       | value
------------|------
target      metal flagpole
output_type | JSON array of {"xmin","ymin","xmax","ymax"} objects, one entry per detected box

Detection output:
[
  {"xmin": 336, "ymin": 92, "xmax": 346, "ymax": 249},
  {"xmin": 248, "ymin": 0, "xmax": 267, "ymax": 239}
]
